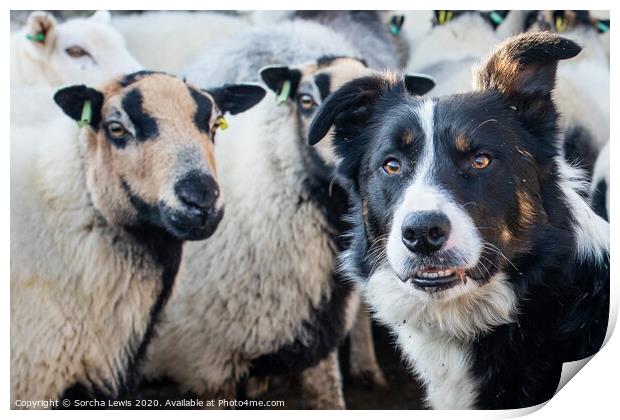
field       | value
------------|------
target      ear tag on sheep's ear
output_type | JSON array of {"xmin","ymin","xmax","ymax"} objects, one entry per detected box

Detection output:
[
  {"xmin": 275, "ymin": 80, "xmax": 291, "ymax": 106},
  {"xmin": 216, "ymin": 116, "xmax": 228, "ymax": 131},
  {"xmin": 77, "ymin": 100, "xmax": 92, "ymax": 128},
  {"xmin": 389, "ymin": 15, "xmax": 404, "ymax": 36},
  {"xmin": 488, "ymin": 11, "xmax": 505, "ymax": 26},
  {"xmin": 555, "ymin": 15, "xmax": 567, "ymax": 32},
  {"xmin": 26, "ymin": 32, "xmax": 46, "ymax": 43},
  {"xmin": 596, "ymin": 20, "xmax": 609, "ymax": 33},
  {"xmin": 436, "ymin": 10, "xmax": 454, "ymax": 25}
]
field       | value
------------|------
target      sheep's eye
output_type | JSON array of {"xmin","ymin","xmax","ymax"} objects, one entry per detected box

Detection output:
[
  {"xmin": 298, "ymin": 93, "xmax": 316, "ymax": 111},
  {"xmin": 106, "ymin": 122, "xmax": 127, "ymax": 139},
  {"xmin": 382, "ymin": 158, "xmax": 401, "ymax": 175},
  {"xmin": 65, "ymin": 46, "xmax": 89, "ymax": 58},
  {"xmin": 472, "ymin": 153, "xmax": 492, "ymax": 170}
]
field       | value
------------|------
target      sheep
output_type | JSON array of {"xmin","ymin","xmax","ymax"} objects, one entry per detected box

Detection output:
[
  {"xmin": 10, "ymin": 11, "xmax": 141, "ymax": 87},
  {"xmin": 407, "ymin": 11, "xmax": 609, "ymax": 178},
  {"xmin": 272, "ymin": 11, "xmax": 410, "ymax": 69},
  {"xmin": 526, "ymin": 11, "xmax": 610, "ymax": 171},
  {"xmin": 10, "ymin": 71, "xmax": 265, "ymax": 408},
  {"xmin": 143, "ymin": 18, "xmax": 435, "ymax": 408},
  {"xmin": 406, "ymin": 11, "xmax": 523, "ymax": 96},
  {"xmin": 111, "ymin": 11, "xmax": 249, "ymax": 74}
]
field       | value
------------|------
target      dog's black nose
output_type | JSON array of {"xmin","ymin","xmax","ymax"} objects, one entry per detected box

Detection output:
[
  {"xmin": 401, "ymin": 211, "xmax": 451, "ymax": 254},
  {"xmin": 175, "ymin": 172, "xmax": 219, "ymax": 210}
]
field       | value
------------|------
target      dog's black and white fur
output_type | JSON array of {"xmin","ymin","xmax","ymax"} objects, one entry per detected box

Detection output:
[{"xmin": 308, "ymin": 32, "xmax": 610, "ymax": 409}]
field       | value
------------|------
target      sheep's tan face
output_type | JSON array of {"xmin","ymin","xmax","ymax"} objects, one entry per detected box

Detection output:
[
  {"xmin": 260, "ymin": 56, "xmax": 371, "ymax": 167},
  {"xmin": 85, "ymin": 73, "xmax": 224, "ymax": 240},
  {"xmin": 295, "ymin": 57, "xmax": 371, "ymax": 148},
  {"xmin": 54, "ymin": 71, "xmax": 265, "ymax": 239}
]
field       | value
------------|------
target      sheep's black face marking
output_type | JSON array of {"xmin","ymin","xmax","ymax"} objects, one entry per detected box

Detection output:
[
  {"xmin": 316, "ymin": 54, "xmax": 367, "ymax": 68},
  {"xmin": 314, "ymin": 73, "xmax": 331, "ymax": 101},
  {"xmin": 188, "ymin": 86, "xmax": 213, "ymax": 135},
  {"xmin": 121, "ymin": 89, "xmax": 159, "ymax": 142},
  {"xmin": 119, "ymin": 70, "xmax": 167, "ymax": 87}
]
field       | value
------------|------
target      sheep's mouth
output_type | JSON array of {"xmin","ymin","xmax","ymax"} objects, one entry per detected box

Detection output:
[
  {"xmin": 403, "ymin": 267, "xmax": 468, "ymax": 292},
  {"xmin": 162, "ymin": 205, "xmax": 224, "ymax": 241}
]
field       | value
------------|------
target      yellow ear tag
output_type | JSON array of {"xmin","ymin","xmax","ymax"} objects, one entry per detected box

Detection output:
[
  {"xmin": 217, "ymin": 116, "xmax": 228, "ymax": 130},
  {"xmin": 555, "ymin": 16, "xmax": 567, "ymax": 32}
]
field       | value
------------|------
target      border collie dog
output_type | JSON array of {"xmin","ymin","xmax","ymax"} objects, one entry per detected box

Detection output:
[{"xmin": 308, "ymin": 32, "xmax": 609, "ymax": 409}]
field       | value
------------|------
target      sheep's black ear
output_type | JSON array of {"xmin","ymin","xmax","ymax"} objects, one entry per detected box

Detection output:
[
  {"xmin": 404, "ymin": 74, "xmax": 435, "ymax": 95},
  {"xmin": 308, "ymin": 74, "xmax": 394, "ymax": 146},
  {"xmin": 474, "ymin": 32, "xmax": 580, "ymax": 131},
  {"xmin": 259, "ymin": 65, "xmax": 302, "ymax": 100},
  {"xmin": 208, "ymin": 84, "xmax": 266, "ymax": 115},
  {"xmin": 53, "ymin": 85, "xmax": 104, "ymax": 129}
]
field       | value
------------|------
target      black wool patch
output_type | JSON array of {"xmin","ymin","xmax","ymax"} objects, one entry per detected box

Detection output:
[
  {"xmin": 188, "ymin": 86, "xmax": 213, "ymax": 134},
  {"xmin": 119, "ymin": 70, "xmax": 168, "ymax": 87},
  {"xmin": 122, "ymin": 89, "xmax": 159, "ymax": 141},
  {"xmin": 314, "ymin": 73, "xmax": 331, "ymax": 101}
]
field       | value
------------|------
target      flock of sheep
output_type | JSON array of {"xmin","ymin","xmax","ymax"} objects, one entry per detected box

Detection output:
[{"xmin": 10, "ymin": 10, "xmax": 610, "ymax": 409}]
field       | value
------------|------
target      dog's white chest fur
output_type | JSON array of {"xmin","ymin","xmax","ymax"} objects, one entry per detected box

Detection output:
[
  {"xmin": 396, "ymin": 325, "xmax": 478, "ymax": 409},
  {"xmin": 364, "ymin": 268, "xmax": 518, "ymax": 409}
]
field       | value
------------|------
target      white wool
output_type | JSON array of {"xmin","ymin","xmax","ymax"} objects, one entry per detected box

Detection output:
[
  {"xmin": 11, "ymin": 11, "xmax": 140, "ymax": 87},
  {"xmin": 11, "ymin": 115, "xmax": 168, "ymax": 406},
  {"xmin": 112, "ymin": 11, "xmax": 248, "ymax": 75},
  {"xmin": 144, "ymin": 96, "xmax": 353, "ymax": 395}
]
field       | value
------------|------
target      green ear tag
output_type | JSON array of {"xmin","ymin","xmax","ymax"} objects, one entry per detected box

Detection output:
[
  {"xmin": 489, "ymin": 12, "xmax": 504, "ymax": 25},
  {"xmin": 77, "ymin": 100, "xmax": 92, "ymax": 128},
  {"xmin": 596, "ymin": 21, "xmax": 609, "ymax": 33},
  {"xmin": 275, "ymin": 80, "xmax": 291, "ymax": 106},
  {"xmin": 26, "ymin": 32, "xmax": 46, "ymax": 42},
  {"xmin": 390, "ymin": 23, "xmax": 400, "ymax": 35}
]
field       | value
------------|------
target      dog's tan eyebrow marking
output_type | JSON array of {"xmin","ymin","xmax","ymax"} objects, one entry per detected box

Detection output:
[
  {"xmin": 455, "ymin": 134, "xmax": 470, "ymax": 152},
  {"xmin": 402, "ymin": 130, "xmax": 414, "ymax": 145},
  {"xmin": 500, "ymin": 224, "xmax": 513, "ymax": 244}
]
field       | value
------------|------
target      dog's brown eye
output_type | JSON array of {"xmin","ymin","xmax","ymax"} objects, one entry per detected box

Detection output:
[
  {"xmin": 383, "ymin": 158, "xmax": 401, "ymax": 175},
  {"xmin": 298, "ymin": 94, "xmax": 316, "ymax": 110},
  {"xmin": 106, "ymin": 122, "xmax": 127, "ymax": 138},
  {"xmin": 472, "ymin": 153, "xmax": 492, "ymax": 170},
  {"xmin": 65, "ymin": 46, "xmax": 89, "ymax": 58}
]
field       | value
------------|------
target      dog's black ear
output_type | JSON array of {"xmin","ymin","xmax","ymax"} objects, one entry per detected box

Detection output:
[
  {"xmin": 53, "ymin": 85, "xmax": 104, "ymax": 129},
  {"xmin": 474, "ymin": 32, "xmax": 580, "ymax": 133},
  {"xmin": 474, "ymin": 32, "xmax": 579, "ymax": 108},
  {"xmin": 308, "ymin": 74, "xmax": 395, "ymax": 146},
  {"xmin": 259, "ymin": 65, "xmax": 302, "ymax": 101},
  {"xmin": 404, "ymin": 74, "xmax": 435, "ymax": 95},
  {"xmin": 207, "ymin": 84, "xmax": 266, "ymax": 115}
]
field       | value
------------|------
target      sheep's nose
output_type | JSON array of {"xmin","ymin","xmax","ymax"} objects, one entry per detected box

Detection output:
[
  {"xmin": 401, "ymin": 211, "xmax": 451, "ymax": 255},
  {"xmin": 175, "ymin": 172, "xmax": 219, "ymax": 210}
]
